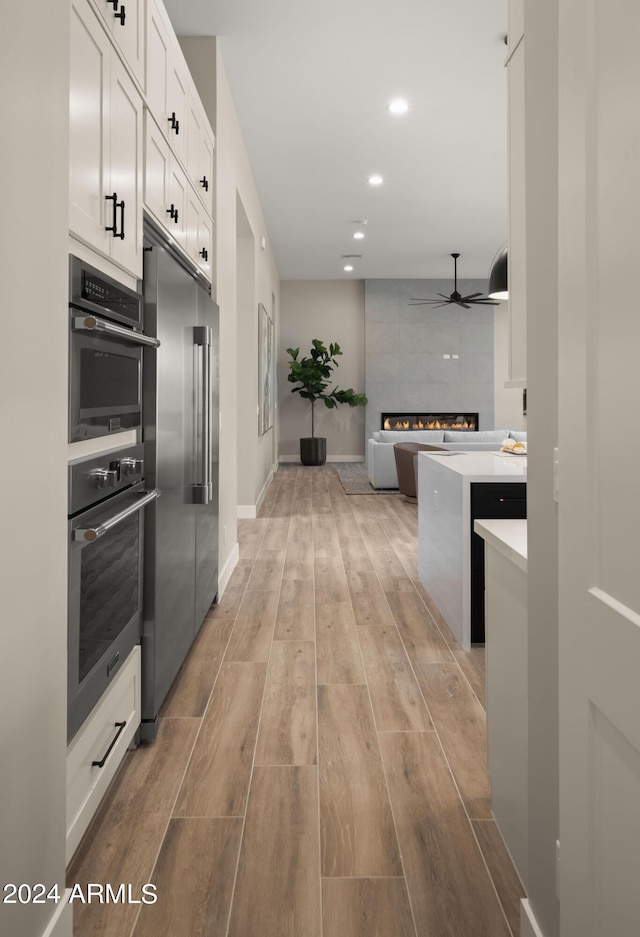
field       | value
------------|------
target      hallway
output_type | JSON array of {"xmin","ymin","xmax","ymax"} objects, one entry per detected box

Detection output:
[{"xmin": 68, "ymin": 465, "xmax": 524, "ymax": 936}]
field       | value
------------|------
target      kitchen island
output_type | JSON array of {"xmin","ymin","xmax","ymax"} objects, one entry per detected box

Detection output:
[{"xmin": 417, "ymin": 450, "xmax": 527, "ymax": 649}]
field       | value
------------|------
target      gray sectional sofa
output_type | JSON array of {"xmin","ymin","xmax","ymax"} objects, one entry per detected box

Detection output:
[{"xmin": 367, "ymin": 429, "xmax": 528, "ymax": 489}]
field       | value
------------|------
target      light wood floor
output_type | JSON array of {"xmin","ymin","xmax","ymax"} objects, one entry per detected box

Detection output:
[{"xmin": 68, "ymin": 466, "xmax": 525, "ymax": 937}]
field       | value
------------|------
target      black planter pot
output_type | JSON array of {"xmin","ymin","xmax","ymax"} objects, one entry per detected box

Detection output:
[{"xmin": 300, "ymin": 437, "xmax": 326, "ymax": 466}]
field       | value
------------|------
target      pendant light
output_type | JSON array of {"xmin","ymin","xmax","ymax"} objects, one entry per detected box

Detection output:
[{"xmin": 488, "ymin": 248, "xmax": 509, "ymax": 300}]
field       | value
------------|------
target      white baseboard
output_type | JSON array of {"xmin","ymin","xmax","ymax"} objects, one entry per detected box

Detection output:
[
  {"xmin": 237, "ymin": 505, "xmax": 257, "ymax": 519},
  {"xmin": 237, "ymin": 468, "xmax": 275, "ymax": 520},
  {"xmin": 42, "ymin": 892, "xmax": 73, "ymax": 937},
  {"xmin": 521, "ymin": 899, "xmax": 547, "ymax": 937},
  {"xmin": 279, "ymin": 454, "xmax": 364, "ymax": 463},
  {"xmin": 218, "ymin": 542, "xmax": 239, "ymax": 598}
]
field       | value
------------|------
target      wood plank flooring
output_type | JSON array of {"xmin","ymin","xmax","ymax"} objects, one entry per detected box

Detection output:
[{"xmin": 68, "ymin": 465, "xmax": 525, "ymax": 937}]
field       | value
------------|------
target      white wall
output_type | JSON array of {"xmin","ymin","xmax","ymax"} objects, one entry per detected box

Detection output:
[
  {"xmin": 180, "ymin": 38, "xmax": 280, "ymax": 546},
  {"xmin": 494, "ymin": 301, "xmax": 526, "ymax": 429},
  {"xmin": 0, "ymin": 3, "xmax": 71, "ymax": 936},
  {"xmin": 279, "ymin": 280, "xmax": 366, "ymax": 460}
]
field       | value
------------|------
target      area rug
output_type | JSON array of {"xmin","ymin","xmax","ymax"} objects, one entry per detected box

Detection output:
[{"xmin": 333, "ymin": 462, "xmax": 400, "ymax": 495}]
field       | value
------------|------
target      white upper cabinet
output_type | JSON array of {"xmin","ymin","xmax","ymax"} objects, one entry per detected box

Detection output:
[
  {"xmin": 144, "ymin": 115, "xmax": 187, "ymax": 253},
  {"xmin": 70, "ymin": 0, "xmax": 143, "ymax": 278},
  {"xmin": 186, "ymin": 89, "xmax": 215, "ymax": 212},
  {"xmin": 186, "ymin": 185, "xmax": 213, "ymax": 280},
  {"xmin": 109, "ymin": 56, "xmax": 144, "ymax": 274},
  {"xmin": 89, "ymin": 0, "xmax": 145, "ymax": 88},
  {"xmin": 69, "ymin": 1, "xmax": 111, "ymax": 259},
  {"xmin": 146, "ymin": 0, "xmax": 189, "ymax": 164}
]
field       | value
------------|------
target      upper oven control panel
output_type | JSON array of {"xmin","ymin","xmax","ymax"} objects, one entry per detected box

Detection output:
[{"xmin": 68, "ymin": 444, "xmax": 146, "ymax": 516}]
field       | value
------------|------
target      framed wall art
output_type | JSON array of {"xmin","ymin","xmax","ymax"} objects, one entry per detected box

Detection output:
[{"xmin": 258, "ymin": 303, "xmax": 274, "ymax": 435}]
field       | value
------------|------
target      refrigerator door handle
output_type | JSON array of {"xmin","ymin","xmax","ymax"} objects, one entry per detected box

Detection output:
[
  {"xmin": 207, "ymin": 339, "xmax": 214, "ymax": 502},
  {"xmin": 193, "ymin": 326, "xmax": 211, "ymax": 504}
]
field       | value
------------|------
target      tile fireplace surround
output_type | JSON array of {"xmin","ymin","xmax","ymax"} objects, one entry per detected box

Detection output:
[{"xmin": 364, "ymin": 279, "xmax": 495, "ymax": 445}]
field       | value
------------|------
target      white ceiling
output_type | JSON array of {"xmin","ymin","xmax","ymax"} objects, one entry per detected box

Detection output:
[{"xmin": 163, "ymin": 0, "xmax": 508, "ymax": 281}]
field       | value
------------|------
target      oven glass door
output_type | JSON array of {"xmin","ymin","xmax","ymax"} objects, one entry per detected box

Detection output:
[
  {"xmin": 69, "ymin": 330, "xmax": 142, "ymax": 442},
  {"xmin": 68, "ymin": 484, "xmax": 153, "ymax": 741}
]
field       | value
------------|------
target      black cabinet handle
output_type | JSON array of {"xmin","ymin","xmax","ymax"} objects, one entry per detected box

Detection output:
[
  {"xmin": 168, "ymin": 112, "xmax": 179, "ymax": 135},
  {"xmin": 166, "ymin": 204, "xmax": 178, "ymax": 223},
  {"xmin": 118, "ymin": 198, "xmax": 125, "ymax": 240},
  {"xmin": 105, "ymin": 193, "xmax": 124, "ymax": 239},
  {"xmin": 199, "ymin": 176, "xmax": 209, "ymax": 191},
  {"xmin": 108, "ymin": 0, "xmax": 118, "ymax": 8},
  {"xmin": 199, "ymin": 248, "xmax": 208, "ymax": 261},
  {"xmin": 92, "ymin": 721, "xmax": 126, "ymax": 768},
  {"xmin": 115, "ymin": 4, "xmax": 125, "ymax": 25}
]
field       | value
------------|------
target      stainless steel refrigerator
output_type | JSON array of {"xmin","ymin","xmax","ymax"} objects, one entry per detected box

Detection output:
[{"xmin": 140, "ymin": 220, "xmax": 219, "ymax": 740}]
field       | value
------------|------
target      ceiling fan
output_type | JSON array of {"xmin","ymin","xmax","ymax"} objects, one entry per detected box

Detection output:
[{"xmin": 409, "ymin": 253, "xmax": 499, "ymax": 309}]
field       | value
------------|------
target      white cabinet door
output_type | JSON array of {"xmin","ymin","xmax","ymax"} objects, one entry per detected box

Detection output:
[
  {"xmin": 146, "ymin": 0, "xmax": 188, "ymax": 161},
  {"xmin": 70, "ymin": 0, "xmax": 143, "ymax": 278},
  {"xmin": 167, "ymin": 155, "xmax": 187, "ymax": 251},
  {"xmin": 197, "ymin": 128, "xmax": 214, "ymax": 210},
  {"xmin": 91, "ymin": 0, "xmax": 145, "ymax": 87},
  {"xmin": 186, "ymin": 187, "xmax": 212, "ymax": 280},
  {"xmin": 166, "ymin": 54, "xmax": 188, "ymax": 163},
  {"xmin": 108, "ymin": 56, "xmax": 143, "ymax": 276},
  {"xmin": 144, "ymin": 115, "xmax": 171, "ymax": 226},
  {"xmin": 186, "ymin": 90, "xmax": 214, "ymax": 212},
  {"xmin": 145, "ymin": 0, "xmax": 170, "ymax": 122},
  {"xmin": 69, "ymin": 0, "xmax": 111, "ymax": 259}
]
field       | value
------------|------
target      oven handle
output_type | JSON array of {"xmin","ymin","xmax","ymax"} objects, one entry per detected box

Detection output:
[
  {"xmin": 72, "ymin": 314, "xmax": 161, "ymax": 348},
  {"xmin": 73, "ymin": 489, "xmax": 160, "ymax": 542}
]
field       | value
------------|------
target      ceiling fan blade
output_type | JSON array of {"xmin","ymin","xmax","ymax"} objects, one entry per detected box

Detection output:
[
  {"xmin": 437, "ymin": 293, "xmax": 453, "ymax": 301},
  {"xmin": 468, "ymin": 298, "xmax": 500, "ymax": 306},
  {"xmin": 460, "ymin": 292, "xmax": 483, "ymax": 301}
]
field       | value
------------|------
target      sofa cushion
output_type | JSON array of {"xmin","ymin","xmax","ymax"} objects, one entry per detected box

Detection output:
[
  {"xmin": 509, "ymin": 431, "xmax": 527, "ymax": 442},
  {"xmin": 443, "ymin": 429, "xmax": 507, "ymax": 442},
  {"xmin": 377, "ymin": 430, "xmax": 445, "ymax": 444}
]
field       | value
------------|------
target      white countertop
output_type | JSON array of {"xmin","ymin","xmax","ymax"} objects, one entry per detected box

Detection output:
[
  {"xmin": 474, "ymin": 519, "xmax": 528, "ymax": 573},
  {"xmin": 420, "ymin": 449, "xmax": 527, "ymax": 482}
]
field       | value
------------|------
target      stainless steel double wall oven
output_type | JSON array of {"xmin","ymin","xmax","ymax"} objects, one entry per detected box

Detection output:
[{"xmin": 67, "ymin": 257, "xmax": 160, "ymax": 741}]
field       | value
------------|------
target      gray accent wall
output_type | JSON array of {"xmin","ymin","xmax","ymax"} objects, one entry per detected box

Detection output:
[{"xmin": 365, "ymin": 278, "xmax": 495, "ymax": 444}]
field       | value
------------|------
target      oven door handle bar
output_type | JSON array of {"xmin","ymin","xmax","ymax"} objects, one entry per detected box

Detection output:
[
  {"xmin": 73, "ymin": 489, "xmax": 160, "ymax": 542},
  {"xmin": 72, "ymin": 314, "xmax": 161, "ymax": 348}
]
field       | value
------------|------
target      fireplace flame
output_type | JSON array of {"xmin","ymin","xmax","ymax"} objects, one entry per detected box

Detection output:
[{"xmin": 383, "ymin": 415, "xmax": 476, "ymax": 431}]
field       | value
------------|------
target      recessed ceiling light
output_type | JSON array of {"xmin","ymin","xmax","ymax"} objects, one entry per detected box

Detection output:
[
  {"xmin": 387, "ymin": 97, "xmax": 409, "ymax": 115},
  {"xmin": 368, "ymin": 174, "xmax": 383, "ymax": 186},
  {"xmin": 344, "ymin": 265, "xmax": 354, "ymax": 272},
  {"xmin": 353, "ymin": 231, "xmax": 365, "ymax": 240}
]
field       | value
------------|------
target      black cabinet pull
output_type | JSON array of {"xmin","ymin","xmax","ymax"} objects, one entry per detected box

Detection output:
[
  {"xmin": 199, "ymin": 248, "xmax": 208, "ymax": 261},
  {"xmin": 115, "ymin": 4, "xmax": 125, "ymax": 25},
  {"xmin": 108, "ymin": 0, "xmax": 118, "ymax": 8},
  {"xmin": 92, "ymin": 721, "xmax": 126, "ymax": 768},
  {"xmin": 166, "ymin": 204, "xmax": 178, "ymax": 223},
  {"xmin": 168, "ymin": 112, "xmax": 179, "ymax": 135},
  {"xmin": 199, "ymin": 176, "xmax": 209, "ymax": 191},
  {"xmin": 105, "ymin": 193, "xmax": 124, "ymax": 239},
  {"xmin": 118, "ymin": 198, "xmax": 125, "ymax": 240}
]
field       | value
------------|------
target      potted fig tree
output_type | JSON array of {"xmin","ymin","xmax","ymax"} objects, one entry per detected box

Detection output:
[{"xmin": 286, "ymin": 339, "xmax": 368, "ymax": 465}]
